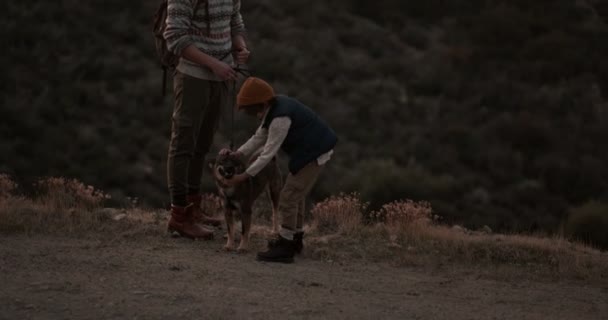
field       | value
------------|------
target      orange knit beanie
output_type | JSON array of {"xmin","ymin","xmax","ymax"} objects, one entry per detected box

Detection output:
[{"xmin": 237, "ymin": 77, "xmax": 275, "ymax": 109}]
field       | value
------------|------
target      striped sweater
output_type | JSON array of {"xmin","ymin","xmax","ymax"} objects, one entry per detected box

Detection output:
[{"xmin": 164, "ymin": 0, "xmax": 246, "ymax": 80}]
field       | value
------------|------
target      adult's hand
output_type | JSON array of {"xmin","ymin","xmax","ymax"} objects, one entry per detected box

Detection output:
[
  {"xmin": 219, "ymin": 149, "xmax": 243, "ymax": 158},
  {"xmin": 210, "ymin": 60, "xmax": 237, "ymax": 81}
]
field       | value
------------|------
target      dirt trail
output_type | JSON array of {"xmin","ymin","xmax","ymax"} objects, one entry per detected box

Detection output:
[{"xmin": 0, "ymin": 235, "xmax": 606, "ymax": 320}]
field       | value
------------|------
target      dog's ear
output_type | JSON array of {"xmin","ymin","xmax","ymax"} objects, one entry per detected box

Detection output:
[{"xmin": 206, "ymin": 158, "xmax": 216, "ymax": 173}]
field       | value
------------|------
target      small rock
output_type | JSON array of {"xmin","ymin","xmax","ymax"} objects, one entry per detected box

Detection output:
[
  {"xmin": 388, "ymin": 242, "xmax": 402, "ymax": 249},
  {"xmin": 452, "ymin": 225, "xmax": 466, "ymax": 233},
  {"xmin": 169, "ymin": 265, "xmax": 182, "ymax": 271},
  {"xmin": 112, "ymin": 213, "xmax": 127, "ymax": 221},
  {"xmin": 95, "ymin": 208, "xmax": 120, "ymax": 217},
  {"xmin": 479, "ymin": 225, "xmax": 493, "ymax": 234}
]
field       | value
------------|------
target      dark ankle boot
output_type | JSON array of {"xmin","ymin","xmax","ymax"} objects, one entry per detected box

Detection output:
[
  {"xmin": 187, "ymin": 194, "xmax": 223, "ymax": 227},
  {"xmin": 294, "ymin": 232, "xmax": 304, "ymax": 255},
  {"xmin": 257, "ymin": 236, "xmax": 296, "ymax": 263},
  {"xmin": 168, "ymin": 204, "xmax": 214, "ymax": 240}
]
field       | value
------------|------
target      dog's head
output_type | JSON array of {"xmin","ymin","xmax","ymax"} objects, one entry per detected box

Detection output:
[{"xmin": 208, "ymin": 153, "xmax": 246, "ymax": 181}]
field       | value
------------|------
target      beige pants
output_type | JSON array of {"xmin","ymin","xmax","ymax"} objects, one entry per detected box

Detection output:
[{"xmin": 279, "ymin": 162, "xmax": 324, "ymax": 238}]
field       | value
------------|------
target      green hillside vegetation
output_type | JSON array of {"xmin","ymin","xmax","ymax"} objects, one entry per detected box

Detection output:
[{"xmin": 3, "ymin": 0, "xmax": 608, "ymax": 238}]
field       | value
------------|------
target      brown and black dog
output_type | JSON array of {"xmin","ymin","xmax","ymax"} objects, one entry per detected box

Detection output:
[{"xmin": 209, "ymin": 153, "xmax": 282, "ymax": 252}]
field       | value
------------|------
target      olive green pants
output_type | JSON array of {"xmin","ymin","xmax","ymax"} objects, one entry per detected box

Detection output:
[
  {"xmin": 279, "ymin": 162, "xmax": 324, "ymax": 238},
  {"xmin": 167, "ymin": 72, "xmax": 232, "ymax": 206}
]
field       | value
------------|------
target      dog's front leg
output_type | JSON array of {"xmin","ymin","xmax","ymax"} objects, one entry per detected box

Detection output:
[
  {"xmin": 224, "ymin": 207, "xmax": 235, "ymax": 251},
  {"xmin": 237, "ymin": 206, "xmax": 252, "ymax": 253}
]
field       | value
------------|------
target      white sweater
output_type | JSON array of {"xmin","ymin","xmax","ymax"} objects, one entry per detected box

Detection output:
[{"xmin": 237, "ymin": 117, "xmax": 333, "ymax": 176}]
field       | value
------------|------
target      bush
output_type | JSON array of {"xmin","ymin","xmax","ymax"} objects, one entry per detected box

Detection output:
[
  {"xmin": 372, "ymin": 199, "xmax": 434, "ymax": 244},
  {"xmin": 0, "ymin": 174, "xmax": 18, "ymax": 199},
  {"xmin": 342, "ymin": 159, "xmax": 457, "ymax": 212},
  {"xmin": 0, "ymin": 176, "xmax": 115, "ymax": 235},
  {"xmin": 35, "ymin": 177, "xmax": 110, "ymax": 211},
  {"xmin": 189, "ymin": 193, "xmax": 224, "ymax": 223},
  {"xmin": 310, "ymin": 193, "xmax": 366, "ymax": 234},
  {"xmin": 564, "ymin": 201, "xmax": 608, "ymax": 250}
]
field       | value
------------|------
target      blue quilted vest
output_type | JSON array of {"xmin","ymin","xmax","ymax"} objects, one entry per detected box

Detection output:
[{"xmin": 262, "ymin": 95, "xmax": 338, "ymax": 174}]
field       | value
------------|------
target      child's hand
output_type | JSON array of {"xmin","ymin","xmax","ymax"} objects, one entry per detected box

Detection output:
[{"xmin": 222, "ymin": 173, "xmax": 249, "ymax": 187}]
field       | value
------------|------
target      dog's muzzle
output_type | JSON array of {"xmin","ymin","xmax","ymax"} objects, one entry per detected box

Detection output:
[{"xmin": 218, "ymin": 166, "xmax": 235, "ymax": 179}]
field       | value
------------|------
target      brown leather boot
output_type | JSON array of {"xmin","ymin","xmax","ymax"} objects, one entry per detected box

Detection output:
[
  {"xmin": 168, "ymin": 204, "xmax": 214, "ymax": 240},
  {"xmin": 187, "ymin": 194, "xmax": 223, "ymax": 227}
]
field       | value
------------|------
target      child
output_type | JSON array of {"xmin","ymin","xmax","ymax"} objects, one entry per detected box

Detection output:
[{"xmin": 222, "ymin": 77, "xmax": 337, "ymax": 263}]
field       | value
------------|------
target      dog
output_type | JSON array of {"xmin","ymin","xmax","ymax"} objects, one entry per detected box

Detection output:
[{"xmin": 209, "ymin": 152, "xmax": 282, "ymax": 252}]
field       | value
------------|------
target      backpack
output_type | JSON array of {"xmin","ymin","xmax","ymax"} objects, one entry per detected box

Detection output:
[{"xmin": 153, "ymin": 0, "xmax": 205, "ymax": 96}]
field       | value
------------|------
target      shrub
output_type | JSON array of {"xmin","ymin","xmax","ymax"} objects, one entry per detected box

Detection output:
[
  {"xmin": 0, "ymin": 174, "xmax": 18, "ymax": 199},
  {"xmin": 0, "ymin": 177, "xmax": 114, "ymax": 235},
  {"xmin": 342, "ymin": 159, "xmax": 457, "ymax": 212},
  {"xmin": 310, "ymin": 193, "xmax": 366, "ymax": 234},
  {"xmin": 372, "ymin": 199, "xmax": 434, "ymax": 243},
  {"xmin": 197, "ymin": 193, "xmax": 223, "ymax": 221},
  {"xmin": 35, "ymin": 177, "xmax": 110, "ymax": 211},
  {"xmin": 0, "ymin": 176, "xmax": 167, "ymax": 236},
  {"xmin": 564, "ymin": 201, "xmax": 608, "ymax": 250}
]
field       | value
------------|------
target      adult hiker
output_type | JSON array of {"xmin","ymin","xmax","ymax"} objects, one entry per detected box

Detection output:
[
  {"xmin": 164, "ymin": 0, "xmax": 249, "ymax": 239},
  {"xmin": 221, "ymin": 77, "xmax": 338, "ymax": 263}
]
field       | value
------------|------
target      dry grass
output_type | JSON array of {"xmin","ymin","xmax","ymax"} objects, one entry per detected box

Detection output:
[
  {"xmin": 306, "ymin": 194, "xmax": 608, "ymax": 281},
  {"xmin": 310, "ymin": 193, "xmax": 365, "ymax": 235},
  {"xmin": 193, "ymin": 193, "xmax": 223, "ymax": 222},
  {"xmin": 34, "ymin": 177, "xmax": 111, "ymax": 210},
  {"xmin": 0, "ymin": 173, "xmax": 18, "ymax": 199},
  {"xmin": 404, "ymin": 226, "xmax": 607, "ymax": 278},
  {"xmin": 0, "ymin": 175, "xmax": 165, "ymax": 237},
  {"xmin": 371, "ymin": 199, "xmax": 435, "ymax": 245},
  {"xmin": 2, "ymin": 175, "xmax": 606, "ymax": 280}
]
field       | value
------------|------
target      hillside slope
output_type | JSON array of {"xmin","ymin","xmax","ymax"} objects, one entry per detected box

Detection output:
[{"xmin": 2, "ymin": 0, "xmax": 608, "ymax": 232}]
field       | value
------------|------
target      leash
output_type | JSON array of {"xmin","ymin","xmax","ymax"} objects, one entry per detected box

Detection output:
[
  {"xmin": 231, "ymin": 78, "xmax": 236, "ymax": 150},
  {"xmin": 229, "ymin": 65, "xmax": 251, "ymax": 151}
]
